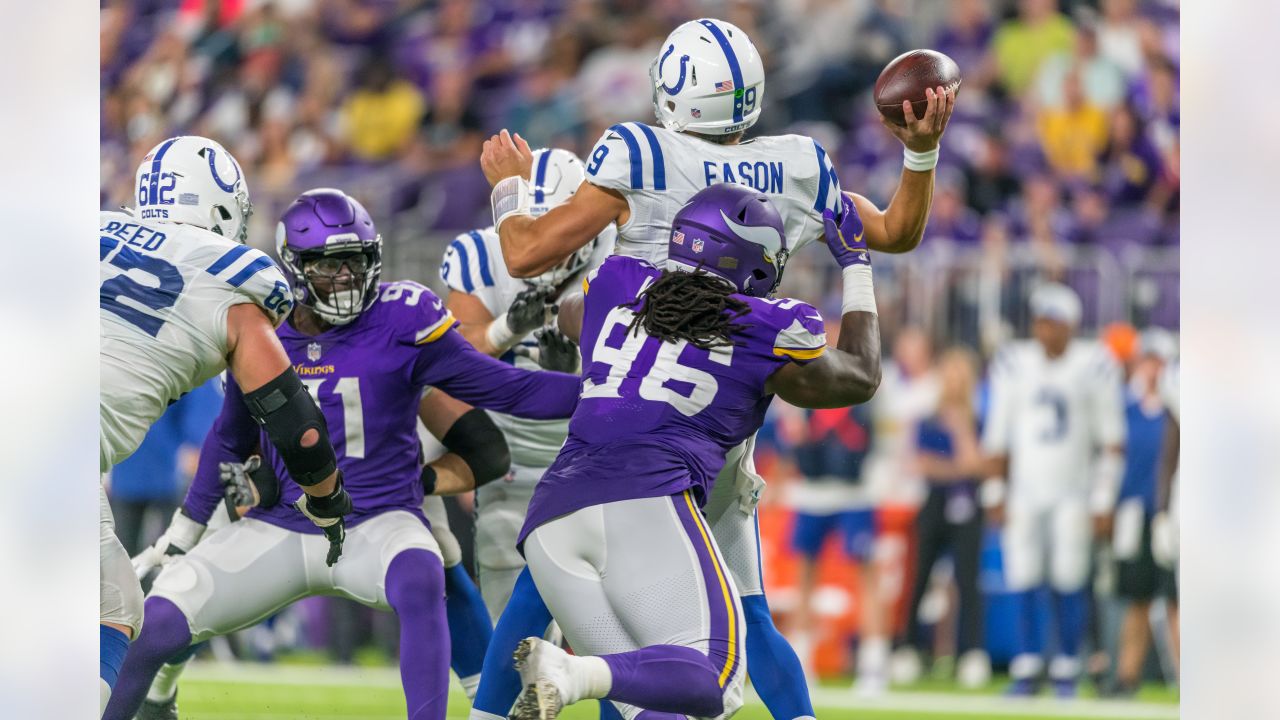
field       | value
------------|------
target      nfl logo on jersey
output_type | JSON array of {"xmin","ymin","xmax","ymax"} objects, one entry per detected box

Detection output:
[
  {"xmin": 307, "ymin": 342, "xmax": 322, "ymax": 362},
  {"xmin": 673, "ymin": 230, "xmax": 686, "ymax": 245}
]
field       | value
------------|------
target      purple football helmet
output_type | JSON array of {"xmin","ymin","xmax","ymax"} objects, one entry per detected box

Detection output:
[
  {"xmin": 667, "ymin": 183, "xmax": 788, "ymax": 297},
  {"xmin": 276, "ymin": 188, "xmax": 382, "ymax": 325}
]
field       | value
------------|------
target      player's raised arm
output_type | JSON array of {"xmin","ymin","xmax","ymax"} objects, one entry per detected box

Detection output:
[
  {"xmin": 225, "ymin": 302, "xmax": 352, "ymax": 564},
  {"xmin": 848, "ymin": 84, "xmax": 957, "ymax": 254},
  {"xmin": 416, "ymin": 389, "xmax": 511, "ymax": 496},
  {"xmin": 766, "ymin": 196, "xmax": 882, "ymax": 407},
  {"xmin": 481, "ymin": 129, "xmax": 625, "ymax": 277}
]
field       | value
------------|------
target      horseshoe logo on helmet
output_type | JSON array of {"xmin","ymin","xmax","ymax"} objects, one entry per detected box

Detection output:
[
  {"xmin": 658, "ymin": 44, "xmax": 691, "ymax": 96},
  {"xmin": 206, "ymin": 147, "xmax": 242, "ymax": 193}
]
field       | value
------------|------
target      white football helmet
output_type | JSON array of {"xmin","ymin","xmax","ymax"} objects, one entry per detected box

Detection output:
[
  {"xmin": 133, "ymin": 135, "xmax": 253, "ymax": 243},
  {"xmin": 527, "ymin": 148, "xmax": 596, "ymax": 288},
  {"xmin": 650, "ymin": 19, "xmax": 765, "ymax": 135}
]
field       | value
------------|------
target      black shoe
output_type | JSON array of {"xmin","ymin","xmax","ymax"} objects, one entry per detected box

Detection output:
[
  {"xmin": 135, "ymin": 691, "xmax": 178, "ymax": 720},
  {"xmin": 1100, "ymin": 678, "xmax": 1140, "ymax": 698}
]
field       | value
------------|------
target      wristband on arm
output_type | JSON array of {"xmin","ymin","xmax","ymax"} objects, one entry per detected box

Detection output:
[
  {"xmin": 841, "ymin": 265, "xmax": 877, "ymax": 315},
  {"xmin": 491, "ymin": 176, "xmax": 532, "ymax": 232},
  {"xmin": 903, "ymin": 146, "xmax": 939, "ymax": 172}
]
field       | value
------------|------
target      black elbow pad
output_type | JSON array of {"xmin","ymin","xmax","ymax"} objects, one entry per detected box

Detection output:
[
  {"xmin": 442, "ymin": 408, "xmax": 511, "ymax": 487},
  {"xmin": 242, "ymin": 368, "xmax": 337, "ymax": 487}
]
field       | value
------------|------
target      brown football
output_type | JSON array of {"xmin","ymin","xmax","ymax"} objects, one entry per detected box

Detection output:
[{"xmin": 874, "ymin": 49, "xmax": 961, "ymax": 127}]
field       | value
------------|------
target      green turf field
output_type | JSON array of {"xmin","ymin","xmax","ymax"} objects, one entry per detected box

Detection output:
[{"xmin": 175, "ymin": 662, "xmax": 1179, "ymax": 720}]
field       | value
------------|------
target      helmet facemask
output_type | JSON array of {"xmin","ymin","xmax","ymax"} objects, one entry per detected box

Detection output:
[
  {"xmin": 211, "ymin": 189, "xmax": 254, "ymax": 244},
  {"xmin": 294, "ymin": 245, "xmax": 382, "ymax": 326}
]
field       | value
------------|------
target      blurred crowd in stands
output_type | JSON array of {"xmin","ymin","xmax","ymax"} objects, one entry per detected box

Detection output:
[{"xmin": 102, "ymin": 0, "xmax": 1180, "ymax": 341}]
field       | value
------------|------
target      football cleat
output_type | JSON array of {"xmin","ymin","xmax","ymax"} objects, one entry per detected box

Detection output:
[
  {"xmin": 512, "ymin": 637, "xmax": 579, "ymax": 720},
  {"xmin": 1052, "ymin": 679, "xmax": 1078, "ymax": 699},
  {"xmin": 890, "ymin": 646, "xmax": 922, "ymax": 685},
  {"xmin": 1005, "ymin": 678, "xmax": 1041, "ymax": 697},
  {"xmin": 134, "ymin": 691, "xmax": 178, "ymax": 720}
]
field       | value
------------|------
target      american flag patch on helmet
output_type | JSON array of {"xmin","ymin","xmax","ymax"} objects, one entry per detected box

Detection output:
[
  {"xmin": 715, "ymin": 80, "xmax": 733, "ymax": 92},
  {"xmin": 673, "ymin": 230, "xmax": 685, "ymax": 245}
]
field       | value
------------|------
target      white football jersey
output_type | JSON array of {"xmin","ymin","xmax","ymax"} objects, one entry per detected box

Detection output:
[
  {"xmin": 439, "ymin": 225, "xmax": 615, "ymax": 470},
  {"xmin": 100, "ymin": 211, "xmax": 293, "ymax": 471},
  {"xmin": 982, "ymin": 339, "xmax": 1126, "ymax": 509},
  {"xmin": 583, "ymin": 122, "xmax": 843, "ymax": 264}
]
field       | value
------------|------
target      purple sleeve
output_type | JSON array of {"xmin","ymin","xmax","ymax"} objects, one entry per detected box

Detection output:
[
  {"xmin": 413, "ymin": 329, "xmax": 581, "ymax": 420},
  {"xmin": 182, "ymin": 375, "xmax": 260, "ymax": 524}
]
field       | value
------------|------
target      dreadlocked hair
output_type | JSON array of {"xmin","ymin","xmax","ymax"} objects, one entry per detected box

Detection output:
[{"xmin": 625, "ymin": 269, "xmax": 751, "ymax": 350}]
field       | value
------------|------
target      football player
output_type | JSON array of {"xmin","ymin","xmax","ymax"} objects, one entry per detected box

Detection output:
[
  {"xmin": 99, "ymin": 136, "xmax": 345, "ymax": 715},
  {"xmin": 478, "ymin": 19, "xmax": 954, "ymax": 719},
  {"xmin": 103, "ymin": 189, "xmax": 582, "ymax": 720},
  {"xmin": 509, "ymin": 184, "xmax": 880, "ymax": 720},
  {"xmin": 981, "ymin": 284, "xmax": 1127, "ymax": 697},
  {"xmin": 440, "ymin": 147, "xmax": 614, "ymax": 619},
  {"xmin": 127, "ymin": 391, "xmax": 507, "ymax": 717}
]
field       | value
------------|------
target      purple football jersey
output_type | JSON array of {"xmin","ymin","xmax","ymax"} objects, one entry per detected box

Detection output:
[
  {"xmin": 185, "ymin": 281, "xmax": 581, "ymax": 534},
  {"xmin": 519, "ymin": 256, "xmax": 827, "ymax": 545}
]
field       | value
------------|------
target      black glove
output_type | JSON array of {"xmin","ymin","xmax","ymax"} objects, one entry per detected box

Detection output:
[
  {"xmin": 220, "ymin": 458, "xmax": 258, "ymax": 520},
  {"xmin": 506, "ymin": 286, "xmax": 554, "ymax": 336},
  {"xmin": 219, "ymin": 455, "xmax": 284, "ymax": 522},
  {"xmin": 533, "ymin": 328, "xmax": 580, "ymax": 373},
  {"xmin": 294, "ymin": 472, "xmax": 353, "ymax": 566}
]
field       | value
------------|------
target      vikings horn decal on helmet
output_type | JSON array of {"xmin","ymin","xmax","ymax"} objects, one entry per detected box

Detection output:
[
  {"xmin": 650, "ymin": 19, "xmax": 765, "ymax": 135},
  {"xmin": 667, "ymin": 183, "xmax": 788, "ymax": 297},
  {"xmin": 276, "ymin": 189, "xmax": 383, "ymax": 326},
  {"xmin": 134, "ymin": 135, "xmax": 253, "ymax": 243},
  {"xmin": 527, "ymin": 148, "xmax": 598, "ymax": 288}
]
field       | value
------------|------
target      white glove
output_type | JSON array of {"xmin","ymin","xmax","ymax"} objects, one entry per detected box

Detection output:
[
  {"xmin": 1150, "ymin": 511, "xmax": 1178, "ymax": 569},
  {"xmin": 131, "ymin": 509, "xmax": 205, "ymax": 578}
]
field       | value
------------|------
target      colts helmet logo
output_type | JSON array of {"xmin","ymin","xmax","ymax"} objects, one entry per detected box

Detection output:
[{"xmin": 307, "ymin": 342, "xmax": 322, "ymax": 362}]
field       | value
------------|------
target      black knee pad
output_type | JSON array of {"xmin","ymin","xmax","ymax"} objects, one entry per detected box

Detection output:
[{"xmin": 242, "ymin": 368, "xmax": 337, "ymax": 486}]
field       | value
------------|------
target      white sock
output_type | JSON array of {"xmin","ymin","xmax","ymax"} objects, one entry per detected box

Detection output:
[
  {"xmin": 858, "ymin": 636, "xmax": 890, "ymax": 675},
  {"xmin": 100, "ymin": 678, "xmax": 112, "ymax": 715},
  {"xmin": 459, "ymin": 672, "xmax": 481, "ymax": 701},
  {"xmin": 1049, "ymin": 654, "xmax": 1081, "ymax": 681},
  {"xmin": 567, "ymin": 655, "xmax": 613, "ymax": 700},
  {"xmin": 146, "ymin": 658, "xmax": 188, "ymax": 703},
  {"xmin": 1010, "ymin": 652, "xmax": 1044, "ymax": 680}
]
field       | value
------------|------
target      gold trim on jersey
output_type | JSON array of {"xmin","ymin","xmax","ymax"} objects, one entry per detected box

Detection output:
[
  {"xmin": 772, "ymin": 345, "xmax": 827, "ymax": 361},
  {"xmin": 414, "ymin": 312, "xmax": 458, "ymax": 345}
]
